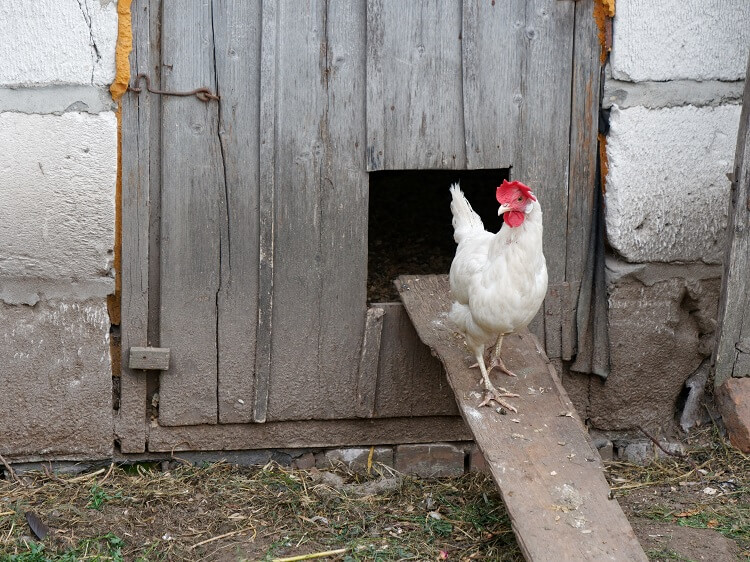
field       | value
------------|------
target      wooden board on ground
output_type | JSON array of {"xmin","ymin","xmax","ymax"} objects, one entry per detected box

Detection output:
[{"xmin": 396, "ymin": 275, "xmax": 647, "ymax": 562}]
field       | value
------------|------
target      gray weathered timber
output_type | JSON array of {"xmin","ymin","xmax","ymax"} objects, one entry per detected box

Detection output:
[
  {"xmin": 714, "ymin": 54, "xmax": 750, "ymax": 388},
  {"xmin": 213, "ymin": 0, "xmax": 262, "ymax": 424},
  {"xmin": 147, "ymin": 416, "xmax": 471, "ymax": 453},
  {"xmin": 565, "ymin": 0, "xmax": 601, "ymax": 365},
  {"xmin": 356, "ymin": 307, "xmax": 385, "ymax": 417},
  {"xmin": 397, "ymin": 275, "xmax": 647, "ymax": 562},
  {"xmin": 158, "ymin": 0, "xmax": 223, "ymax": 425},
  {"xmin": 366, "ymin": 0, "xmax": 466, "ymax": 170},
  {"xmin": 513, "ymin": 0, "xmax": 575, "ymax": 358},
  {"xmin": 373, "ymin": 303, "xmax": 458, "ymax": 417},
  {"xmin": 253, "ymin": 0, "xmax": 278, "ymax": 423},
  {"xmin": 263, "ymin": 1, "xmax": 326, "ymax": 421},
  {"xmin": 461, "ymin": 0, "xmax": 524, "ymax": 169},
  {"xmin": 265, "ymin": 0, "xmax": 368, "ymax": 422},
  {"xmin": 129, "ymin": 347, "xmax": 170, "ymax": 371},
  {"xmin": 316, "ymin": 0, "xmax": 370, "ymax": 418},
  {"xmin": 117, "ymin": 0, "xmax": 159, "ymax": 453}
]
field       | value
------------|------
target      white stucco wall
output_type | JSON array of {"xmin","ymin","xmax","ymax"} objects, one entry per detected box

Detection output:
[
  {"xmin": 0, "ymin": 0, "xmax": 119, "ymax": 460},
  {"xmin": 605, "ymin": 0, "xmax": 748, "ymax": 264}
]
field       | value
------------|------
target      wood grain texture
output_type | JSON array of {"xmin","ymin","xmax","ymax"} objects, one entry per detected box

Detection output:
[
  {"xmin": 373, "ymin": 303, "xmax": 458, "ymax": 418},
  {"xmin": 461, "ymin": 0, "xmax": 524, "ymax": 169},
  {"xmin": 253, "ymin": 0, "xmax": 278, "ymax": 423},
  {"xmin": 117, "ymin": 0, "xmax": 158, "ymax": 453},
  {"xmin": 158, "ymin": 0, "xmax": 223, "ymax": 425},
  {"xmin": 129, "ymin": 347, "xmax": 170, "ymax": 371},
  {"xmin": 147, "ymin": 415, "xmax": 471, "ymax": 452},
  {"xmin": 397, "ymin": 275, "xmax": 647, "ymax": 562},
  {"xmin": 512, "ymin": 0, "xmax": 575, "ymax": 357},
  {"xmin": 263, "ymin": 0, "xmax": 330, "ymax": 421},
  {"xmin": 356, "ymin": 307, "xmax": 385, "ymax": 418},
  {"xmin": 513, "ymin": 0, "xmax": 574, "ymax": 286},
  {"xmin": 316, "ymin": 0, "xmax": 370, "ymax": 418},
  {"xmin": 714, "ymin": 54, "xmax": 750, "ymax": 388},
  {"xmin": 212, "ymin": 0, "xmax": 262, "ymax": 423},
  {"xmin": 366, "ymin": 0, "xmax": 466, "ymax": 170},
  {"xmin": 264, "ymin": 0, "xmax": 369, "ymax": 422}
]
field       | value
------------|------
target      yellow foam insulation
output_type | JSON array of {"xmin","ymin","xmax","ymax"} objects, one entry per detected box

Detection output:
[
  {"xmin": 594, "ymin": 0, "xmax": 614, "ymax": 64},
  {"xmin": 108, "ymin": 0, "xmax": 132, "ymax": 375},
  {"xmin": 110, "ymin": 0, "xmax": 133, "ymax": 101}
]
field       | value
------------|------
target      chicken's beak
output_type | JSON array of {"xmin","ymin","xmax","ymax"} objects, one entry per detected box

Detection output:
[{"xmin": 498, "ymin": 204, "xmax": 510, "ymax": 216}]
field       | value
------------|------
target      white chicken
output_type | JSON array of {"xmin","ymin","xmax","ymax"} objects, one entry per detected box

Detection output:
[{"xmin": 448, "ymin": 180, "xmax": 548, "ymax": 412}]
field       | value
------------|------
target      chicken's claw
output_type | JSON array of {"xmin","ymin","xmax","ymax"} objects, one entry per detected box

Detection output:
[{"xmin": 478, "ymin": 387, "xmax": 519, "ymax": 413}]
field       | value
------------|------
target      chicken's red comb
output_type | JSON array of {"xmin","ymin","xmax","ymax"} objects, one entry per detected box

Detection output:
[{"xmin": 496, "ymin": 180, "xmax": 536, "ymax": 202}]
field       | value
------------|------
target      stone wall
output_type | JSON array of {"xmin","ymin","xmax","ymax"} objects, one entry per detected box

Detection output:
[
  {"xmin": 575, "ymin": 0, "xmax": 750, "ymax": 432},
  {"xmin": 0, "ymin": 2, "xmax": 118, "ymax": 460}
]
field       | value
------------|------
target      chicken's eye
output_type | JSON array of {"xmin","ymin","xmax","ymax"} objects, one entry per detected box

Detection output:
[{"xmin": 517, "ymin": 196, "xmax": 523, "ymax": 202}]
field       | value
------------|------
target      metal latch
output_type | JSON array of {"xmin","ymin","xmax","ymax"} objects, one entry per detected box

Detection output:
[{"xmin": 129, "ymin": 347, "xmax": 171, "ymax": 371}]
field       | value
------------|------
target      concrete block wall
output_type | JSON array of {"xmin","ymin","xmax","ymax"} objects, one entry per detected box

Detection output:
[
  {"xmin": 0, "ymin": 2, "xmax": 119, "ymax": 461},
  {"xmin": 586, "ymin": 0, "xmax": 750, "ymax": 432}
]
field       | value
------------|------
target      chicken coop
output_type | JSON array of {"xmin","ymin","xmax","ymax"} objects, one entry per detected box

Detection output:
[{"xmin": 117, "ymin": 0, "xmax": 601, "ymax": 454}]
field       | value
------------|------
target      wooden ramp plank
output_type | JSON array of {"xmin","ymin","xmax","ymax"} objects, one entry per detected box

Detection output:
[{"xmin": 396, "ymin": 275, "xmax": 646, "ymax": 562}]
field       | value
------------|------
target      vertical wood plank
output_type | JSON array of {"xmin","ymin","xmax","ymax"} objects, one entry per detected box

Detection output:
[
  {"xmin": 117, "ymin": 0, "xmax": 154, "ymax": 453},
  {"xmin": 513, "ymin": 0, "xmax": 574, "ymax": 285},
  {"xmin": 461, "ymin": 0, "xmax": 524, "ymax": 169},
  {"xmin": 513, "ymin": 0, "xmax": 575, "ymax": 354},
  {"xmin": 253, "ymin": 0, "xmax": 278, "ymax": 423},
  {"xmin": 366, "ymin": 0, "xmax": 466, "ymax": 170},
  {"xmin": 317, "ymin": 0, "xmax": 370, "ymax": 417},
  {"xmin": 158, "ymin": 0, "xmax": 223, "ymax": 425},
  {"xmin": 566, "ymin": 0, "xmax": 600, "ymax": 279},
  {"xmin": 374, "ymin": 303, "xmax": 458, "ymax": 418},
  {"xmin": 212, "ymin": 0, "xmax": 263, "ymax": 424},
  {"xmin": 714, "ymin": 54, "xmax": 750, "ymax": 388},
  {"xmin": 265, "ymin": 0, "xmax": 327, "ymax": 420},
  {"xmin": 356, "ymin": 307, "xmax": 385, "ymax": 418},
  {"xmin": 565, "ymin": 0, "xmax": 601, "ymax": 364}
]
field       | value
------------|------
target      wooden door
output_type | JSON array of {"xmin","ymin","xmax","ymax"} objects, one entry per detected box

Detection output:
[{"xmin": 117, "ymin": 0, "xmax": 599, "ymax": 453}]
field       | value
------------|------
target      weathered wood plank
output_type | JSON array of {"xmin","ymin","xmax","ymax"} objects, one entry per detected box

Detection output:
[
  {"xmin": 566, "ymin": 0, "xmax": 600, "ymax": 280},
  {"xmin": 129, "ymin": 347, "xmax": 170, "ymax": 371},
  {"xmin": 158, "ymin": 0, "xmax": 223, "ymax": 425},
  {"xmin": 373, "ymin": 303, "xmax": 458, "ymax": 418},
  {"xmin": 714, "ymin": 54, "xmax": 750, "ymax": 388},
  {"xmin": 265, "ymin": 1, "xmax": 327, "ymax": 421},
  {"xmin": 316, "ymin": 0, "xmax": 370, "ymax": 418},
  {"xmin": 461, "ymin": 0, "xmax": 524, "ymax": 169},
  {"xmin": 397, "ymin": 275, "xmax": 647, "ymax": 562},
  {"xmin": 513, "ymin": 0, "xmax": 575, "ymax": 355},
  {"xmin": 356, "ymin": 307, "xmax": 385, "ymax": 418},
  {"xmin": 565, "ymin": 0, "xmax": 601, "ymax": 366},
  {"xmin": 366, "ymin": 0, "xmax": 466, "ymax": 170},
  {"xmin": 147, "ymin": 416, "xmax": 471, "ymax": 452},
  {"xmin": 116, "ymin": 0, "xmax": 158, "ymax": 453},
  {"xmin": 212, "ymin": 0, "xmax": 262, "ymax": 423},
  {"xmin": 253, "ymin": 0, "xmax": 278, "ymax": 423}
]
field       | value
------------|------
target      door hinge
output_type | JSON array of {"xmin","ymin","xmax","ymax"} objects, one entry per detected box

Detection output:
[{"xmin": 129, "ymin": 347, "xmax": 171, "ymax": 371}]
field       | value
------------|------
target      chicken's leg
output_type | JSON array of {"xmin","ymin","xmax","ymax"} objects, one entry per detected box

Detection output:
[
  {"xmin": 474, "ymin": 350, "xmax": 518, "ymax": 413},
  {"xmin": 487, "ymin": 335, "xmax": 517, "ymax": 377}
]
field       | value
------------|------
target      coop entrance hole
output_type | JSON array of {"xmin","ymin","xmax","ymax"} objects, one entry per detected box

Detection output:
[{"xmin": 368, "ymin": 169, "xmax": 510, "ymax": 303}]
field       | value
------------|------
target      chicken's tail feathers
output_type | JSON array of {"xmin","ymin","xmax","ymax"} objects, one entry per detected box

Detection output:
[{"xmin": 449, "ymin": 183, "xmax": 484, "ymax": 243}]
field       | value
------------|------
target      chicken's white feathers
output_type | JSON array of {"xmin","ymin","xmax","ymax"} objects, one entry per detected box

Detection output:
[
  {"xmin": 448, "ymin": 183, "xmax": 548, "ymax": 353},
  {"xmin": 449, "ymin": 183, "xmax": 484, "ymax": 244}
]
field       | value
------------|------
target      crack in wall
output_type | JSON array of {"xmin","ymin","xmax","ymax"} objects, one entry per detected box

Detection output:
[{"xmin": 76, "ymin": 0, "xmax": 103, "ymax": 84}]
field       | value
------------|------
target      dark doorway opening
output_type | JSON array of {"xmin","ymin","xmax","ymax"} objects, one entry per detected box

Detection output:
[{"xmin": 368, "ymin": 169, "xmax": 510, "ymax": 303}]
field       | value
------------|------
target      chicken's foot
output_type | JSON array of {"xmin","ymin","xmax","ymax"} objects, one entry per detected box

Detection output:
[
  {"xmin": 470, "ymin": 336, "xmax": 518, "ymax": 377},
  {"xmin": 475, "ymin": 350, "xmax": 519, "ymax": 413}
]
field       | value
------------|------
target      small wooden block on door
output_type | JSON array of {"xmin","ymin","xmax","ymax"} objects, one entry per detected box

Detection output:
[{"xmin": 129, "ymin": 347, "xmax": 171, "ymax": 371}]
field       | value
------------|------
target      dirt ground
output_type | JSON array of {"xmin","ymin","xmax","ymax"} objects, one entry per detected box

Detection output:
[{"xmin": 0, "ymin": 426, "xmax": 747, "ymax": 561}]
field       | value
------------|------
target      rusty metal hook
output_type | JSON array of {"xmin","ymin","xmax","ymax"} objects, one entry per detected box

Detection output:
[{"xmin": 128, "ymin": 73, "xmax": 220, "ymax": 102}]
